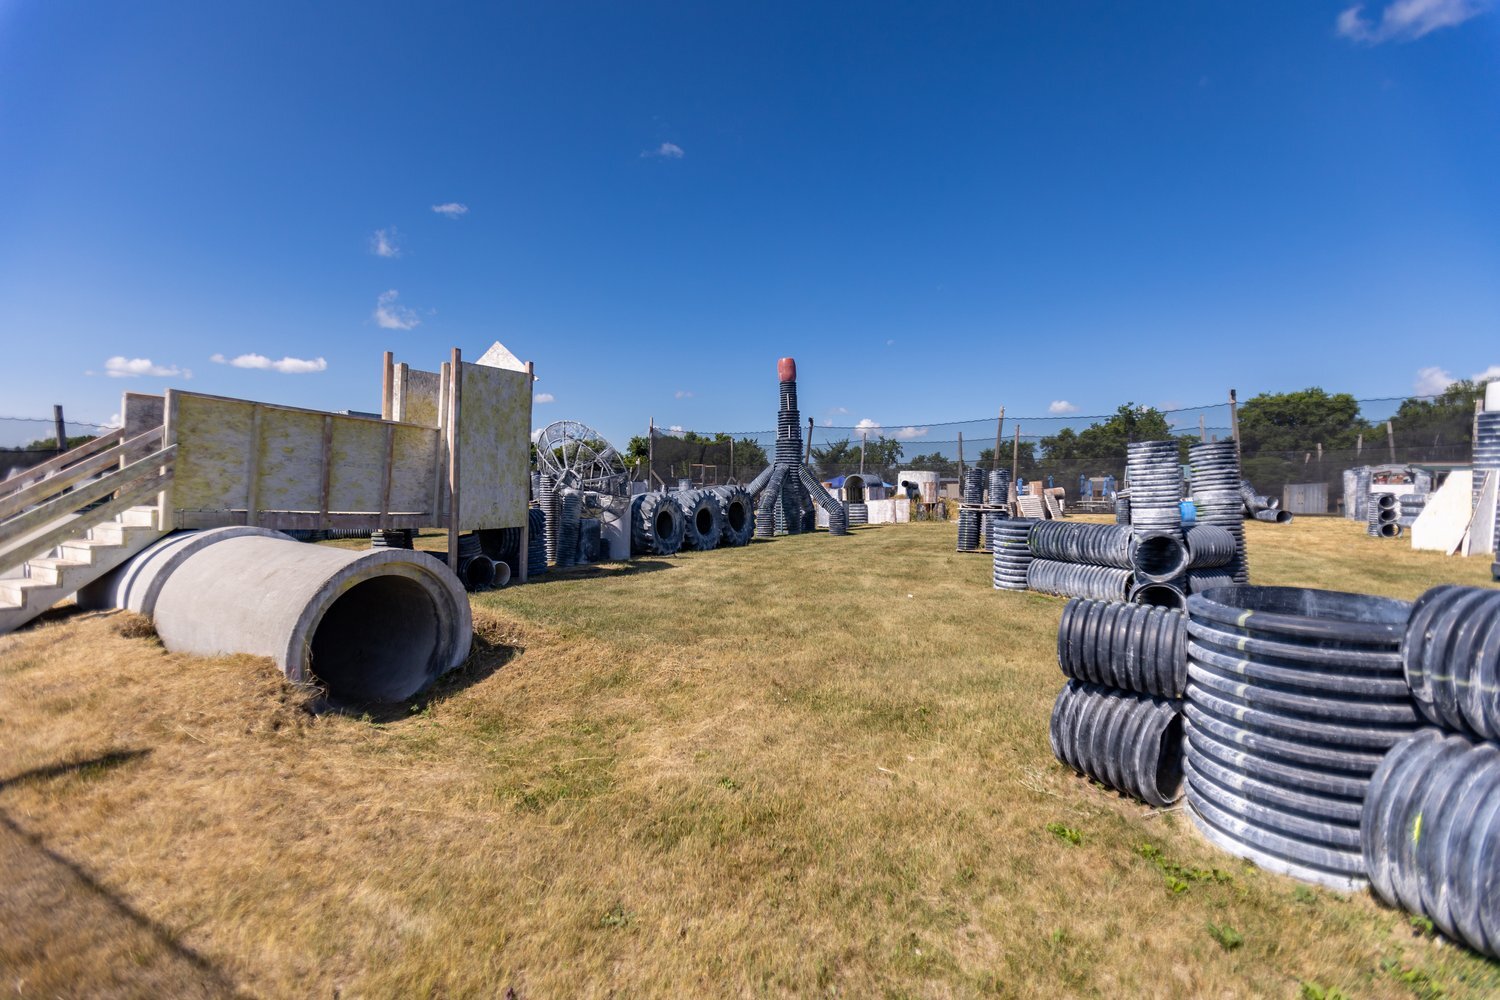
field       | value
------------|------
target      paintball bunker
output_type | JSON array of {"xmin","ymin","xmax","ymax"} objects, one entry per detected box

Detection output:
[{"xmin": 83, "ymin": 527, "xmax": 471, "ymax": 702}]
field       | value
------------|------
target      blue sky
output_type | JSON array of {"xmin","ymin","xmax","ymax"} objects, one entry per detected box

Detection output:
[{"xmin": 2, "ymin": 1, "xmax": 1497, "ymax": 450}]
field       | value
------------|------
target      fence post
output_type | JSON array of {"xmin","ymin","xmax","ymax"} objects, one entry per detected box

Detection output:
[
  {"xmin": 647, "ymin": 417, "xmax": 655, "ymax": 489},
  {"xmin": 1386, "ymin": 420, "xmax": 1396, "ymax": 464},
  {"xmin": 994, "ymin": 406, "xmax": 1004, "ymax": 471},
  {"xmin": 806, "ymin": 417, "xmax": 814, "ymax": 464},
  {"xmin": 1228, "ymin": 389, "xmax": 1240, "ymax": 451},
  {"xmin": 447, "ymin": 348, "xmax": 462, "ymax": 572},
  {"xmin": 957, "ymin": 431, "xmax": 964, "ymax": 483},
  {"xmin": 52, "ymin": 405, "xmax": 66, "ymax": 450},
  {"xmin": 1011, "ymin": 424, "xmax": 1020, "ymax": 502}
]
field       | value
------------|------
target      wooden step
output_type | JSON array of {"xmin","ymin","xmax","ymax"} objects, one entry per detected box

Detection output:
[{"xmin": 25, "ymin": 557, "xmax": 93, "ymax": 587}]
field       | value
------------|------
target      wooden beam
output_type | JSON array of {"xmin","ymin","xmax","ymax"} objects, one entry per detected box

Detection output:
[
  {"xmin": 519, "ymin": 360, "xmax": 534, "ymax": 581},
  {"xmin": 0, "ymin": 447, "xmax": 176, "ymax": 561},
  {"xmin": 1011, "ymin": 424, "xmax": 1020, "ymax": 505},
  {"xmin": 317, "ymin": 414, "xmax": 334, "ymax": 530},
  {"xmin": 994, "ymin": 407, "xmax": 1005, "ymax": 471},
  {"xmin": 378, "ymin": 422, "xmax": 394, "ymax": 531},
  {"xmin": 432, "ymin": 362, "xmax": 450, "ymax": 527},
  {"xmin": 52, "ymin": 404, "xmax": 66, "ymax": 451},
  {"xmin": 381, "ymin": 351, "xmax": 395, "ymax": 420},
  {"xmin": 0, "ymin": 428, "xmax": 158, "ymax": 520},
  {"xmin": 245, "ymin": 404, "xmax": 263, "ymax": 528},
  {"xmin": 447, "ymin": 347, "xmax": 463, "ymax": 572},
  {"xmin": 0, "ymin": 428, "xmax": 124, "ymax": 502}
]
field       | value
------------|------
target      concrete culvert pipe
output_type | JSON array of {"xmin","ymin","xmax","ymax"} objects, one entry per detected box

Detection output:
[
  {"xmin": 147, "ymin": 533, "xmax": 471, "ymax": 703},
  {"xmin": 1131, "ymin": 531, "xmax": 1190, "ymax": 584}
]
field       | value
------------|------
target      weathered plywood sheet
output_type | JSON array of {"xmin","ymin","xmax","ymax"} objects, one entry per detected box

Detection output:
[
  {"xmin": 327, "ymin": 418, "xmax": 387, "ymax": 512},
  {"xmin": 395, "ymin": 367, "xmax": 442, "ymax": 428},
  {"xmin": 122, "ymin": 393, "xmax": 164, "ymax": 440},
  {"xmin": 1466, "ymin": 472, "xmax": 1496, "ymax": 557},
  {"xmin": 390, "ymin": 424, "xmax": 439, "ymax": 512},
  {"xmin": 1411, "ymin": 471, "xmax": 1472, "ymax": 552},
  {"xmin": 172, "ymin": 394, "xmax": 254, "ymax": 511},
  {"xmin": 457, "ymin": 361, "xmax": 529, "ymax": 531},
  {"xmin": 255, "ymin": 409, "xmax": 327, "ymax": 512}
]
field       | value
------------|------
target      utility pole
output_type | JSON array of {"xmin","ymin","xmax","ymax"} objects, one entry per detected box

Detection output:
[
  {"xmin": 1011, "ymin": 424, "xmax": 1021, "ymax": 502},
  {"xmin": 1228, "ymin": 389, "xmax": 1240, "ymax": 450},
  {"xmin": 859, "ymin": 432, "xmax": 866, "ymax": 476},
  {"xmin": 994, "ymin": 406, "xmax": 1005, "ymax": 471},
  {"xmin": 647, "ymin": 417, "xmax": 655, "ymax": 489},
  {"xmin": 52, "ymin": 405, "xmax": 66, "ymax": 451}
]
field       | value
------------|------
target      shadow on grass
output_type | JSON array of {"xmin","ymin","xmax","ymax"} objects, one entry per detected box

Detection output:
[
  {"xmin": 0, "ymin": 748, "xmax": 152, "ymax": 792},
  {"xmin": 506, "ymin": 558, "xmax": 676, "ymax": 587}
]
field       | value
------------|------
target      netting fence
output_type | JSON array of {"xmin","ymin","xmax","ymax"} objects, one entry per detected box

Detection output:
[
  {"xmin": 638, "ymin": 392, "xmax": 1487, "ymax": 515},
  {"xmin": 0, "ymin": 414, "xmax": 115, "ymax": 479}
]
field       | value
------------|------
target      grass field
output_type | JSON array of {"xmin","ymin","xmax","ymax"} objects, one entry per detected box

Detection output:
[{"xmin": 2, "ymin": 516, "xmax": 1498, "ymax": 998}]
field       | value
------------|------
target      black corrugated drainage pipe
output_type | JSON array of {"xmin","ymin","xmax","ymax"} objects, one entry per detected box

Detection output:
[{"xmin": 1050, "ymin": 680, "xmax": 1183, "ymax": 808}]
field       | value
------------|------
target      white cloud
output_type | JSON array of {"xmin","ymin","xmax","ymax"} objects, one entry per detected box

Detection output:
[
  {"xmin": 211, "ymin": 353, "xmax": 327, "ymax": 374},
  {"xmin": 1414, "ymin": 365, "xmax": 1456, "ymax": 395},
  {"xmin": 642, "ymin": 142, "xmax": 684, "ymax": 159},
  {"xmin": 102, "ymin": 356, "xmax": 187, "ymax": 379},
  {"xmin": 105, "ymin": 413, "xmax": 122, "ymax": 429},
  {"xmin": 1472, "ymin": 364, "xmax": 1500, "ymax": 384},
  {"xmin": 675, "ymin": 390, "xmax": 695, "ymax": 399},
  {"xmin": 431, "ymin": 202, "xmax": 468, "ymax": 218},
  {"xmin": 535, "ymin": 392, "xmax": 555, "ymax": 403},
  {"xmin": 666, "ymin": 425, "xmax": 686, "ymax": 438},
  {"xmin": 854, "ymin": 418, "xmax": 881, "ymax": 433},
  {"xmin": 1336, "ymin": 0, "xmax": 1490, "ymax": 44},
  {"xmin": 1048, "ymin": 400, "xmax": 1079, "ymax": 415},
  {"xmin": 893, "ymin": 426, "xmax": 929, "ymax": 441},
  {"xmin": 373, "ymin": 289, "xmax": 420, "ymax": 330},
  {"xmin": 370, "ymin": 228, "xmax": 400, "ymax": 258}
]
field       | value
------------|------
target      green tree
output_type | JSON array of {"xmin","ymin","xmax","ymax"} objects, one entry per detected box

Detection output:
[
  {"xmin": 1236, "ymin": 388, "xmax": 1368, "ymax": 454},
  {"xmin": 810, "ymin": 438, "xmax": 857, "ymax": 477},
  {"xmin": 1039, "ymin": 404, "xmax": 1179, "ymax": 462},
  {"xmin": 1391, "ymin": 379, "xmax": 1486, "ymax": 452}
]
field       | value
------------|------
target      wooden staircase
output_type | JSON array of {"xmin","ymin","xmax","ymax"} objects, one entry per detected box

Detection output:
[{"xmin": 0, "ymin": 426, "xmax": 176, "ymax": 635}]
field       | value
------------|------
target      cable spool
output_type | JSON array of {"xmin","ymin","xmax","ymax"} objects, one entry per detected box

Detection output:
[
  {"xmin": 1183, "ymin": 586, "xmax": 1419, "ymax": 889},
  {"xmin": 991, "ymin": 518, "xmax": 1034, "ymax": 591},
  {"xmin": 631, "ymin": 490, "xmax": 685, "ymax": 555},
  {"xmin": 1027, "ymin": 521, "xmax": 1133, "ymax": 568},
  {"xmin": 1026, "ymin": 560, "xmax": 1133, "ymax": 602},
  {"xmin": 1056, "ymin": 597, "xmax": 1187, "ymax": 698},
  {"xmin": 1049, "ymin": 680, "xmax": 1184, "ymax": 808},
  {"xmin": 1361, "ymin": 729, "xmax": 1500, "ymax": 958}
]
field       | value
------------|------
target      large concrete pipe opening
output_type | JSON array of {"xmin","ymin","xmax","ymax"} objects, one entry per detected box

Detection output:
[{"xmin": 108, "ymin": 532, "xmax": 471, "ymax": 703}]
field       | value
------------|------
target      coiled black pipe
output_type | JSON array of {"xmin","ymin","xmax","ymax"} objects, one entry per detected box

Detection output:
[
  {"xmin": 1403, "ymin": 585, "xmax": 1500, "ymax": 740},
  {"xmin": 1026, "ymin": 560, "xmax": 1133, "ymax": 602},
  {"xmin": 848, "ymin": 502, "xmax": 868, "ymax": 527},
  {"xmin": 1361, "ymin": 729, "xmax": 1500, "ymax": 958},
  {"xmin": 526, "ymin": 507, "xmax": 548, "ymax": 577},
  {"xmin": 1130, "ymin": 529, "xmax": 1189, "ymax": 584},
  {"xmin": 1056, "ymin": 597, "xmax": 1186, "ymax": 698},
  {"xmin": 1184, "ymin": 585, "xmax": 1419, "ymax": 888},
  {"xmin": 1027, "ymin": 520, "xmax": 1133, "ymax": 568},
  {"xmin": 754, "ymin": 470, "xmax": 784, "ymax": 538},
  {"xmin": 556, "ymin": 490, "xmax": 582, "ymax": 568},
  {"xmin": 1186, "ymin": 569, "xmax": 1234, "ymax": 594},
  {"xmin": 1049, "ymin": 680, "xmax": 1184, "ymax": 808},
  {"xmin": 1114, "ymin": 493, "xmax": 1131, "ymax": 526},
  {"xmin": 1189, "ymin": 441, "xmax": 1248, "ymax": 584},
  {"xmin": 991, "ymin": 518, "xmax": 1034, "ymax": 591}
]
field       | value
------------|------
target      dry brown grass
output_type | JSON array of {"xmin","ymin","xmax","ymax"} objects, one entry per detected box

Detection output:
[{"xmin": 1, "ymin": 516, "xmax": 1497, "ymax": 998}]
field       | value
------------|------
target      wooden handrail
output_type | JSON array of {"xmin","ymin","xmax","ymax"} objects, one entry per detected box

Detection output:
[
  {"xmin": 0, "ymin": 426, "xmax": 164, "ymax": 522},
  {"xmin": 0, "ymin": 428, "xmax": 125, "ymax": 501},
  {"xmin": 0, "ymin": 445, "xmax": 176, "ymax": 560},
  {"xmin": 0, "ymin": 469, "xmax": 173, "ymax": 576}
]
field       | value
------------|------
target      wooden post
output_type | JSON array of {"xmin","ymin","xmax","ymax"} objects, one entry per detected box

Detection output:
[
  {"xmin": 518, "ymin": 360, "xmax": 533, "ymax": 581},
  {"xmin": 317, "ymin": 415, "xmax": 334, "ymax": 531},
  {"xmin": 806, "ymin": 417, "xmax": 814, "ymax": 464},
  {"xmin": 1316, "ymin": 442, "xmax": 1323, "ymax": 463},
  {"xmin": 729, "ymin": 437, "xmax": 734, "ymax": 482},
  {"xmin": 957, "ymin": 431, "xmax": 965, "ymax": 482},
  {"xmin": 1199, "ymin": 414, "xmax": 1206, "ymax": 442},
  {"xmin": 1228, "ymin": 389, "xmax": 1240, "ymax": 450},
  {"xmin": 859, "ymin": 432, "xmax": 866, "ymax": 476},
  {"xmin": 52, "ymin": 405, "xmax": 66, "ymax": 451},
  {"xmin": 380, "ymin": 351, "xmax": 394, "ymax": 420},
  {"xmin": 647, "ymin": 417, "xmax": 655, "ymax": 489},
  {"xmin": 994, "ymin": 407, "xmax": 1005, "ymax": 471},
  {"xmin": 1356, "ymin": 433, "xmax": 1363, "ymax": 460},
  {"xmin": 245, "ymin": 404, "xmax": 263, "ymax": 527},
  {"xmin": 431, "ymin": 362, "xmax": 449, "ymax": 527},
  {"xmin": 447, "ymin": 348, "xmax": 462, "ymax": 572},
  {"xmin": 1386, "ymin": 420, "xmax": 1396, "ymax": 464}
]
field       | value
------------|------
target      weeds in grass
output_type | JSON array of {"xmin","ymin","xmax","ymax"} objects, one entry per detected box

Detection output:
[
  {"xmin": 1300, "ymin": 982, "xmax": 1350, "ymax": 1000},
  {"xmin": 1383, "ymin": 956, "xmax": 1446, "ymax": 999},
  {"xmin": 111, "ymin": 612, "xmax": 157, "ymax": 641},
  {"xmin": 1045, "ymin": 822, "xmax": 1082, "ymax": 845},
  {"xmin": 599, "ymin": 903, "xmax": 632, "ymax": 929},
  {"xmin": 1410, "ymin": 914, "xmax": 1437, "ymax": 937},
  {"xmin": 1293, "ymin": 886, "xmax": 1318, "ymax": 906},
  {"xmin": 1137, "ymin": 842, "xmax": 1234, "ymax": 894},
  {"xmin": 1206, "ymin": 921, "xmax": 1243, "ymax": 951}
]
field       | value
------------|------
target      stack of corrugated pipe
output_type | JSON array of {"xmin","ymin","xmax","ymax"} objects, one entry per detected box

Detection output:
[
  {"xmin": 980, "ymin": 469, "xmax": 1011, "ymax": 550},
  {"xmin": 1049, "ymin": 596, "xmax": 1187, "ymax": 808},
  {"xmin": 1024, "ymin": 520, "xmax": 1135, "ymax": 600},
  {"xmin": 526, "ymin": 507, "xmax": 548, "ymax": 577},
  {"xmin": 454, "ymin": 534, "xmax": 499, "ymax": 590},
  {"xmin": 555, "ymin": 489, "xmax": 582, "ymax": 568},
  {"xmin": 1366, "ymin": 492, "xmax": 1401, "ymax": 538},
  {"xmin": 1363, "ymin": 585, "xmax": 1500, "ymax": 958},
  {"xmin": 1396, "ymin": 492, "xmax": 1427, "ymax": 530},
  {"xmin": 955, "ymin": 468, "xmax": 985, "ymax": 552},
  {"xmin": 1182, "ymin": 586, "xmax": 1421, "ymax": 890},
  {"xmin": 1188, "ymin": 441, "xmax": 1249, "ymax": 584},
  {"xmin": 1125, "ymin": 440, "xmax": 1189, "ymax": 606},
  {"xmin": 1113, "ymin": 491, "xmax": 1131, "ymax": 526},
  {"xmin": 1241, "ymin": 480, "xmax": 1292, "ymax": 524},
  {"xmin": 538, "ymin": 473, "xmax": 559, "ymax": 565},
  {"xmin": 991, "ymin": 517, "xmax": 1034, "ymax": 591}
]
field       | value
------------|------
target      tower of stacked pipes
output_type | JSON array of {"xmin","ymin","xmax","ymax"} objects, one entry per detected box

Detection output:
[{"xmin": 746, "ymin": 357, "xmax": 848, "ymax": 537}]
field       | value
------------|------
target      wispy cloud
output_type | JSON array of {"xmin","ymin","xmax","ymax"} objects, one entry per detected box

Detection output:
[
  {"xmin": 1336, "ymin": 0, "xmax": 1490, "ymax": 44},
  {"xmin": 373, "ymin": 289, "xmax": 420, "ymax": 330},
  {"xmin": 666, "ymin": 424, "xmax": 686, "ymax": 438},
  {"xmin": 893, "ymin": 426, "xmax": 929, "ymax": 441},
  {"xmin": 1048, "ymin": 400, "xmax": 1079, "ymax": 415},
  {"xmin": 885, "ymin": 339, "xmax": 895, "ymax": 347},
  {"xmin": 675, "ymin": 390, "xmax": 695, "ymax": 399},
  {"xmin": 210, "ymin": 353, "xmax": 327, "ymax": 374},
  {"xmin": 1473, "ymin": 364, "xmax": 1500, "ymax": 384},
  {"xmin": 535, "ymin": 392, "xmax": 555, "ymax": 404},
  {"xmin": 431, "ymin": 202, "xmax": 468, "ymax": 218},
  {"xmin": 642, "ymin": 142, "xmax": 684, "ymax": 159},
  {"xmin": 370, "ymin": 227, "xmax": 400, "ymax": 258},
  {"xmin": 854, "ymin": 418, "xmax": 881, "ymax": 434},
  {"xmin": 101, "ymin": 356, "xmax": 188, "ymax": 379},
  {"xmin": 1414, "ymin": 365, "xmax": 1456, "ymax": 394}
]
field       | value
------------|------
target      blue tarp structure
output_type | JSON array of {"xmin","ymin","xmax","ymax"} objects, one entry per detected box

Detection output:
[{"xmin": 826, "ymin": 474, "xmax": 893, "ymax": 489}]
